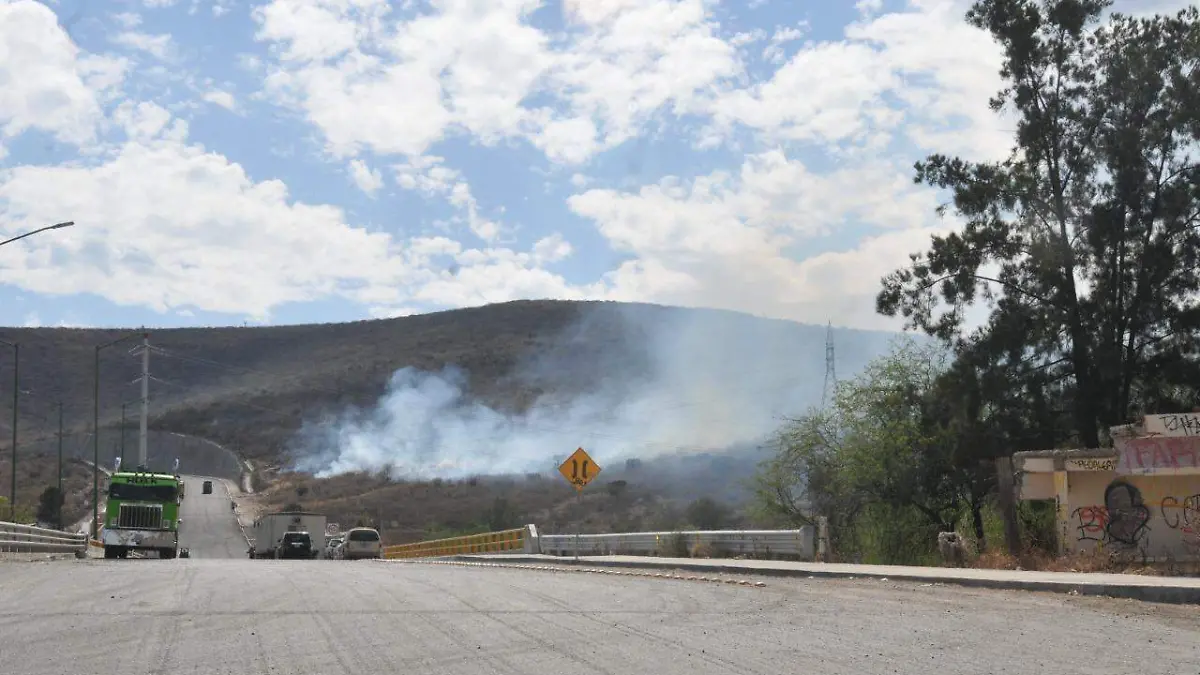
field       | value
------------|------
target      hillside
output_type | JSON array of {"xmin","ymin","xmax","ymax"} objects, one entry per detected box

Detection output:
[{"xmin": 0, "ymin": 299, "xmax": 902, "ymax": 532}]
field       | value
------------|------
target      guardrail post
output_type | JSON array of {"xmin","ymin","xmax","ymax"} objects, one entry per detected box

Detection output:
[{"xmin": 523, "ymin": 524, "xmax": 540, "ymax": 554}]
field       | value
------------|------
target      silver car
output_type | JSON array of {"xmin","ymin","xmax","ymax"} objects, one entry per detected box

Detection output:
[
  {"xmin": 325, "ymin": 535, "xmax": 344, "ymax": 559},
  {"xmin": 341, "ymin": 527, "xmax": 383, "ymax": 560}
]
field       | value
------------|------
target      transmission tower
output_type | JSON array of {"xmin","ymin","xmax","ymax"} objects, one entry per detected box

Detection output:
[{"xmin": 822, "ymin": 321, "xmax": 837, "ymax": 407}]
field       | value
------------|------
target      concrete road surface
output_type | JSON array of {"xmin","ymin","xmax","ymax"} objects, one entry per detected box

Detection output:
[
  {"xmin": 1, "ymin": 559, "xmax": 1198, "ymax": 675},
  {"xmin": 178, "ymin": 475, "xmax": 247, "ymax": 559}
]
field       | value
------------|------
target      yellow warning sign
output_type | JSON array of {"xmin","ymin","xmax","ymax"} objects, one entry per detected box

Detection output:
[{"xmin": 558, "ymin": 447, "xmax": 601, "ymax": 492}]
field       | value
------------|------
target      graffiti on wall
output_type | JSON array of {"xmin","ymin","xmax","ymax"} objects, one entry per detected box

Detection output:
[
  {"xmin": 1117, "ymin": 436, "xmax": 1200, "ymax": 474},
  {"xmin": 1146, "ymin": 413, "xmax": 1200, "ymax": 437},
  {"xmin": 1160, "ymin": 493, "xmax": 1200, "ymax": 554},
  {"xmin": 1072, "ymin": 482, "xmax": 1200, "ymax": 555},
  {"xmin": 1070, "ymin": 481, "xmax": 1151, "ymax": 548}
]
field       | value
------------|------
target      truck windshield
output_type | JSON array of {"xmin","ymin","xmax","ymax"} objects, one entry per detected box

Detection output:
[{"xmin": 109, "ymin": 483, "xmax": 177, "ymax": 502}]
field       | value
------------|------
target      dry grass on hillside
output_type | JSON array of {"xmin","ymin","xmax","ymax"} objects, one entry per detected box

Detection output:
[
  {"xmin": 2, "ymin": 299, "xmax": 891, "ymax": 531},
  {"xmin": 255, "ymin": 469, "xmax": 729, "ymax": 544}
]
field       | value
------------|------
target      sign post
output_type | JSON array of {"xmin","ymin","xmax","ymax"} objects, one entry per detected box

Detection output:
[{"xmin": 558, "ymin": 447, "xmax": 601, "ymax": 562}]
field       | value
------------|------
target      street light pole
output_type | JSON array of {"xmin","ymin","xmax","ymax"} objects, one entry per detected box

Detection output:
[
  {"xmin": 57, "ymin": 400, "xmax": 63, "ymax": 529},
  {"xmin": 0, "ymin": 221, "xmax": 75, "ymax": 249},
  {"xmin": 92, "ymin": 332, "xmax": 147, "ymax": 539},
  {"xmin": 0, "ymin": 339, "xmax": 17, "ymax": 521}
]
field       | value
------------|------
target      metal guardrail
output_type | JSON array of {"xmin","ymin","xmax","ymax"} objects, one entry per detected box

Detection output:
[
  {"xmin": 384, "ymin": 525, "xmax": 540, "ymax": 559},
  {"xmin": 537, "ymin": 528, "xmax": 816, "ymax": 559},
  {"xmin": 0, "ymin": 521, "xmax": 89, "ymax": 556}
]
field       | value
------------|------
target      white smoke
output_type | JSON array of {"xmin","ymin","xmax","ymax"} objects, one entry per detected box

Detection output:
[{"xmin": 289, "ymin": 304, "xmax": 891, "ymax": 480}]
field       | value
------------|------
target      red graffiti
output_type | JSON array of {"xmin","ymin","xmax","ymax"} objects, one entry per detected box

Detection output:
[
  {"xmin": 1072, "ymin": 505, "xmax": 1109, "ymax": 541},
  {"xmin": 1118, "ymin": 436, "xmax": 1200, "ymax": 474}
]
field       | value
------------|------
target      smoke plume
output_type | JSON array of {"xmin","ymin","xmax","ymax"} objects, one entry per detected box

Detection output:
[{"xmin": 289, "ymin": 303, "xmax": 892, "ymax": 480}]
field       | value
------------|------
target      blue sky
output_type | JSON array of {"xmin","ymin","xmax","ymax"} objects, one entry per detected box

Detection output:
[{"xmin": 0, "ymin": 0, "xmax": 1182, "ymax": 330}]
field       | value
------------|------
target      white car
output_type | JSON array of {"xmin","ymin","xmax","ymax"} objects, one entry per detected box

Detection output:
[
  {"xmin": 341, "ymin": 527, "xmax": 383, "ymax": 560},
  {"xmin": 325, "ymin": 535, "xmax": 344, "ymax": 559}
]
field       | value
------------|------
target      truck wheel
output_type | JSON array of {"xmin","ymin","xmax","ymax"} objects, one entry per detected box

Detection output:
[{"xmin": 104, "ymin": 546, "xmax": 117, "ymax": 559}]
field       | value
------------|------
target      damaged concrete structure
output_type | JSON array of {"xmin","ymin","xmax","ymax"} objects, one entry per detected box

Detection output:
[{"xmin": 1013, "ymin": 412, "xmax": 1200, "ymax": 563}]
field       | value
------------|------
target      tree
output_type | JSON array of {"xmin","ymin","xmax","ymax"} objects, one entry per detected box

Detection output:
[
  {"xmin": 685, "ymin": 497, "xmax": 730, "ymax": 530},
  {"xmin": 484, "ymin": 496, "xmax": 519, "ymax": 531},
  {"xmin": 877, "ymin": 0, "xmax": 1200, "ymax": 448},
  {"xmin": 756, "ymin": 338, "xmax": 998, "ymax": 562},
  {"xmin": 36, "ymin": 487, "xmax": 64, "ymax": 526}
]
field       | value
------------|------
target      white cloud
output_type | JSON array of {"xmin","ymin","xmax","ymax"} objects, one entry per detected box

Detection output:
[
  {"xmin": 112, "ymin": 12, "xmax": 143, "ymax": 29},
  {"xmin": 762, "ymin": 24, "xmax": 807, "ymax": 64},
  {"xmin": 0, "ymin": 102, "xmax": 589, "ymax": 318},
  {"xmin": 252, "ymin": 0, "xmax": 740, "ymax": 164},
  {"xmin": 347, "ymin": 159, "xmax": 383, "ymax": 196},
  {"xmin": 568, "ymin": 149, "xmax": 945, "ymax": 329},
  {"xmin": 8, "ymin": 0, "xmax": 1193, "ymax": 333},
  {"xmin": 0, "ymin": 1, "xmax": 126, "ymax": 151},
  {"xmin": 201, "ymin": 89, "xmax": 237, "ymax": 111},
  {"xmin": 111, "ymin": 31, "xmax": 174, "ymax": 60}
]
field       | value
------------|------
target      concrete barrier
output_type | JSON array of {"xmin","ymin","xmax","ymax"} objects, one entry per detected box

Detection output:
[
  {"xmin": 383, "ymin": 524, "xmax": 540, "ymax": 559},
  {"xmin": 0, "ymin": 521, "xmax": 89, "ymax": 557},
  {"xmin": 537, "ymin": 528, "xmax": 816, "ymax": 559}
]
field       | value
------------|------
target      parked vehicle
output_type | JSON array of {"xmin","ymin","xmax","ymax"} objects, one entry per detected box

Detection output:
[
  {"xmin": 248, "ymin": 511, "xmax": 326, "ymax": 559},
  {"xmin": 341, "ymin": 527, "xmax": 383, "ymax": 560},
  {"xmin": 275, "ymin": 531, "xmax": 315, "ymax": 559},
  {"xmin": 325, "ymin": 535, "xmax": 344, "ymax": 558}
]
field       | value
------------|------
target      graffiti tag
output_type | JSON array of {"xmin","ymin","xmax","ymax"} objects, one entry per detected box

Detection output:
[
  {"xmin": 1148, "ymin": 413, "xmax": 1200, "ymax": 437},
  {"xmin": 1117, "ymin": 436, "xmax": 1200, "ymax": 474},
  {"xmin": 1071, "ymin": 482, "xmax": 1151, "ymax": 548},
  {"xmin": 1066, "ymin": 458, "xmax": 1117, "ymax": 472}
]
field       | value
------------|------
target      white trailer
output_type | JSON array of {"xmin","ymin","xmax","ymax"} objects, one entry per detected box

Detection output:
[{"xmin": 249, "ymin": 512, "xmax": 326, "ymax": 559}]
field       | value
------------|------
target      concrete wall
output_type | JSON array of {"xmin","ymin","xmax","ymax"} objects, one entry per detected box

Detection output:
[{"xmin": 1059, "ymin": 469, "xmax": 1200, "ymax": 562}]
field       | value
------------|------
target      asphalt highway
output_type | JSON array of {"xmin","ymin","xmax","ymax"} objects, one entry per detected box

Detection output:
[
  {"xmin": 178, "ymin": 475, "xmax": 247, "ymax": 559},
  {"xmin": 2, "ymin": 552, "xmax": 1199, "ymax": 674}
]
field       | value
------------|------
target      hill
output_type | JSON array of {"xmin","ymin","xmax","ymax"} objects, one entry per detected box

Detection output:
[{"xmin": 0, "ymin": 300, "xmax": 902, "ymax": 532}]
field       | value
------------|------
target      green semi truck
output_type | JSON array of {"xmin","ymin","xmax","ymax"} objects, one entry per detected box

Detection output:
[{"xmin": 102, "ymin": 468, "xmax": 184, "ymax": 559}]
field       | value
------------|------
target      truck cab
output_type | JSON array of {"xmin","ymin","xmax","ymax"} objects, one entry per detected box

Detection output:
[{"xmin": 101, "ymin": 471, "xmax": 183, "ymax": 559}]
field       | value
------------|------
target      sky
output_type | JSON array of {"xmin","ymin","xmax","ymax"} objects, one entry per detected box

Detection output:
[{"xmin": 0, "ymin": 0, "xmax": 1190, "ymax": 331}]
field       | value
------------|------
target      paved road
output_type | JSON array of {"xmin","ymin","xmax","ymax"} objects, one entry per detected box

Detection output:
[
  {"xmin": 178, "ymin": 475, "xmax": 246, "ymax": 559},
  {"xmin": 1, "ymin": 559, "xmax": 1197, "ymax": 674}
]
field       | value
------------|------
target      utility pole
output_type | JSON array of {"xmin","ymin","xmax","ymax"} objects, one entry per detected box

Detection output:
[
  {"xmin": 56, "ymin": 401, "xmax": 63, "ymax": 529},
  {"xmin": 1, "ymin": 339, "xmax": 18, "ymax": 521},
  {"xmin": 120, "ymin": 402, "xmax": 127, "ymax": 455},
  {"xmin": 138, "ymin": 334, "xmax": 150, "ymax": 470}
]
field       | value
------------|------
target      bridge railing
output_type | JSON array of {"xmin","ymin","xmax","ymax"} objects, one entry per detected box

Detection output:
[
  {"xmin": 379, "ymin": 525, "xmax": 816, "ymax": 561},
  {"xmin": 536, "ymin": 528, "xmax": 816, "ymax": 559},
  {"xmin": 0, "ymin": 521, "xmax": 89, "ymax": 557},
  {"xmin": 383, "ymin": 524, "xmax": 540, "ymax": 559}
]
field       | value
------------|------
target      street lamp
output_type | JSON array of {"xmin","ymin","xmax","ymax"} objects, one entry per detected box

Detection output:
[
  {"xmin": 0, "ymin": 339, "xmax": 15, "ymax": 521},
  {"xmin": 0, "ymin": 221, "xmax": 75, "ymax": 248},
  {"xmin": 92, "ymin": 332, "xmax": 147, "ymax": 539}
]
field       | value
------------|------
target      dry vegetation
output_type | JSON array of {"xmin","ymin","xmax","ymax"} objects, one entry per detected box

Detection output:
[{"xmin": 1, "ymin": 300, "xmax": 846, "ymax": 532}]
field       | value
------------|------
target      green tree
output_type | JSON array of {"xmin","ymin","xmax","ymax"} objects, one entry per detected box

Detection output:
[
  {"xmin": 685, "ymin": 497, "xmax": 730, "ymax": 530},
  {"xmin": 36, "ymin": 487, "xmax": 64, "ymax": 526},
  {"xmin": 755, "ymin": 338, "xmax": 973, "ymax": 563},
  {"xmin": 484, "ymin": 496, "xmax": 519, "ymax": 531},
  {"xmin": 877, "ymin": 0, "xmax": 1200, "ymax": 448}
]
